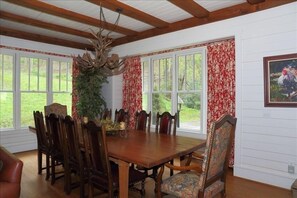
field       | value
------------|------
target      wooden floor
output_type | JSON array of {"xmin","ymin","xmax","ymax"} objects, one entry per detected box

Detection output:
[{"xmin": 16, "ymin": 150, "xmax": 292, "ymax": 198}]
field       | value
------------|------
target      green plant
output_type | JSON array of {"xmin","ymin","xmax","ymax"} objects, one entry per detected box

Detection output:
[{"xmin": 75, "ymin": 69, "xmax": 108, "ymax": 119}]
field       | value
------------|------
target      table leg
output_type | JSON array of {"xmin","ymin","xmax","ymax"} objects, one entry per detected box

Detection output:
[{"xmin": 118, "ymin": 160, "xmax": 129, "ymax": 198}]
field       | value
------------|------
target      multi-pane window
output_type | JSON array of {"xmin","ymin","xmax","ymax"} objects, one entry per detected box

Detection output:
[
  {"xmin": 52, "ymin": 60, "xmax": 72, "ymax": 114},
  {"xmin": 0, "ymin": 51, "xmax": 72, "ymax": 129},
  {"xmin": 0, "ymin": 54, "xmax": 14, "ymax": 128},
  {"xmin": 142, "ymin": 47, "xmax": 207, "ymax": 133},
  {"xmin": 20, "ymin": 57, "xmax": 47, "ymax": 127}
]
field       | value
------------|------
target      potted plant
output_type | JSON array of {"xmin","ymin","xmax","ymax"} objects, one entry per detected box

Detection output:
[{"xmin": 75, "ymin": 66, "xmax": 107, "ymax": 120}]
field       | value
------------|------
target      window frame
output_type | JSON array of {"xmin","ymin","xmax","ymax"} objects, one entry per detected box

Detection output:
[
  {"xmin": 141, "ymin": 47, "xmax": 208, "ymax": 134},
  {"xmin": 0, "ymin": 48, "xmax": 73, "ymax": 130}
]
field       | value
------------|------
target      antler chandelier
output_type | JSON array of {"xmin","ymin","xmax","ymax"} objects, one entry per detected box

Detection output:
[{"xmin": 75, "ymin": 6, "xmax": 125, "ymax": 76}]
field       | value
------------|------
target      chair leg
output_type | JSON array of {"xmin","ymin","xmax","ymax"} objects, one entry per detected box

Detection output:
[
  {"xmin": 64, "ymin": 168, "xmax": 71, "ymax": 194},
  {"xmin": 51, "ymin": 157, "xmax": 56, "ymax": 185},
  {"xmin": 80, "ymin": 178, "xmax": 85, "ymax": 198},
  {"xmin": 45, "ymin": 154, "xmax": 50, "ymax": 180},
  {"xmin": 38, "ymin": 149, "xmax": 42, "ymax": 174},
  {"xmin": 169, "ymin": 159, "xmax": 174, "ymax": 176},
  {"xmin": 140, "ymin": 179, "xmax": 145, "ymax": 198},
  {"xmin": 88, "ymin": 182, "xmax": 94, "ymax": 198}
]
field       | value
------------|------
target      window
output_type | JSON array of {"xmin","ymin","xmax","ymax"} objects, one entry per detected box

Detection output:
[
  {"xmin": 142, "ymin": 47, "xmax": 207, "ymax": 133},
  {"xmin": 51, "ymin": 60, "xmax": 72, "ymax": 114},
  {"xmin": 0, "ymin": 54, "xmax": 14, "ymax": 128},
  {"xmin": 0, "ymin": 50, "xmax": 72, "ymax": 129},
  {"xmin": 20, "ymin": 56, "xmax": 47, "ymax": 127}
]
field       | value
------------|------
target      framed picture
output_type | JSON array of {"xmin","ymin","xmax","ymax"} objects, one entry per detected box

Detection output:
[{"xmin": 263, "ymin": 53, "xmax": 297, "ymax": 107}]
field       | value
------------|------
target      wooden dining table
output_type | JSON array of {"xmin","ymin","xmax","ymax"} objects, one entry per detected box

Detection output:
[
  {"xmin": 107, "ymin": 129, "xmax": 206, "ymax": 198},
  {"xmin": 29, "ymin": 125, "xmax": 205, "ymax": 198}
]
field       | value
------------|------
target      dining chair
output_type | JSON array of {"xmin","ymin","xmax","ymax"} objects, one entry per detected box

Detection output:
[
  {"xmin": 100, "ymin": 108, "xmax": 112, "ymax": 120},
  {"xmin": 45, "ymin": 113, "xmax": 65, "ymax": 185},
  {"xmin": 44, "ymin": 103, "xmax": 67, "ymax": 117},
  {"xmin": 156, "ymin": 111, "xmax": 177, "ymax": 176},
  {"xmin": 155, "ymin": 111, "xmax": 177, "ymax": 135},
  {"xmin": 114, "ymin": 108, "xmax": 129, "ymax": 125},
  {"xmin": 137, "ymin": 111, "xmax": 177, "ymax": 191},
  {"xmin": 82, "ymin": 120, "xmax": 147, "ymax": 197},
  {"xmin": 33, "ymin": 111, "xmax": 51, "ymax": 180},
  {"xmin": 156, "ymin": 114, "xmax": 237, "ymax": 198},
  {"xmin": 60, "ymin": 115, "xmax": 87, "ymax": 197},
  {"xmin": 135, "ymin": 110, "xmax": 151, "ymax": 132}
]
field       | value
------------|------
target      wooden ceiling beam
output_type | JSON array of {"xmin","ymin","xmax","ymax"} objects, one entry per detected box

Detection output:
[
  {"xmin": 168, "ymin": 0, "xmax": 209, "ymax": 18},
  {"xmin": 3, "ymin": 0, "xmax": 137, "ymax": 36},
  {"xmin": 247, "ymin": 0, "xmax": 266, "ymax": 5},
  {"xmin": 0, "ymin": 11, "xmax": 94, "ymax": 39},
  {"xmin": 0, "ymin": 26, "xmax": 93, "ymax": 50},
  {"xmin": 86, "ymin": 0, "xmax": 169, "ymax": 28},
  {"xmin": 112, "ymin": 0, "xmax": 295, "ymax": 46}
]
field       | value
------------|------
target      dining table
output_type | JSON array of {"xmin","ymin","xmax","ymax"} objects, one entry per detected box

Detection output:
[
  {"xmin": 106, "ymin": 129, "xmax": 206, "ymax": 198},
  {"xmin": 29, "ymin": 124, "xmax": 206, "ymax": 198}
]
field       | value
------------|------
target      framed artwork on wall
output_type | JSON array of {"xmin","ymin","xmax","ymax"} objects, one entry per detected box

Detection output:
[{"xmin": 263, "ymin": 53, "xmax": 297, "ymax": 107}]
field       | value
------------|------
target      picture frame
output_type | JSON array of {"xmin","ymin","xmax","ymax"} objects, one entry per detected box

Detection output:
[{"xmin": 263, "ymin": 53, "xmax": 297, "ymax": 107}]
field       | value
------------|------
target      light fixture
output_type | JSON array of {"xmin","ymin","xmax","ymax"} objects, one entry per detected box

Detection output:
[{"xmin": 75, "ymin": 6, "xmax": 125, "ymax": 76}]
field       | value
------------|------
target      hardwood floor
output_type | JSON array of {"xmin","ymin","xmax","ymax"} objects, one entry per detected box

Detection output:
[{"xmin": 16, "ymin": 150, "xmax": 291, "ymax": 198}]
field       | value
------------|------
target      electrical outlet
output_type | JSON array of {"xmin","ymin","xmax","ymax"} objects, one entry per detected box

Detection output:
[{"xmin": 288, "ymin": 164, "xmax": 295, "ymax": 174}]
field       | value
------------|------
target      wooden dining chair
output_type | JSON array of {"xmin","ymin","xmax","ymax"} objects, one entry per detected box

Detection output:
[
  {"xmin": 44, "ymin": 103, "xmax": 67, "ymax": 117},
  {"xmin": 45, "ymin": 113, "xmax": 65, "ymax": 185},
  {"xmin": 155, "ymin": 111, "xmax": 177, "ymax": 135},
  {"xmin": 100, "ymin": 108, "xmax": 112, "ymax": 120},
  {"xmin": 156, "ymin": 114, "xmax": 237, "ymax": 198},
  {"xmin": 137, "ymin": 111, "xmax": 177, "ymax": 191},
  {"xmin": 114, "ymin": 108, "xmax": 129, "ymax": 125},
  {"xmin": 156, "ymin": 111, "xmax": 177, "ymax": 176},
  {"xmin": 60, "ymin": 115, "xmax": 87, "ymax": 197},
  {"xmin": 33, "ymin": 111, "xmax": 51, "ymax": 180},
  {"xmin": 135, "ymin": 110, "xmax": 151, "ymax": 132},
  {"xmin": 82, "ymin": 121, "xmax": 147, "ymax": 197}
]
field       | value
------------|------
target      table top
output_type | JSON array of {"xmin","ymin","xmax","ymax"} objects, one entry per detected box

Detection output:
[{"xmin": 107, "ymin": 129, "xmax": 206, "ymax": 168}]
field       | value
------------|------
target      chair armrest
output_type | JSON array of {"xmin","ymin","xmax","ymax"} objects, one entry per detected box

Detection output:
[
  {"xmin": 192, "ymin": 151, "xmax": 204, "ymax": 160},
  {"xmin": 164, "ymin": 162, "xmax": 202, "ymax": 173}
]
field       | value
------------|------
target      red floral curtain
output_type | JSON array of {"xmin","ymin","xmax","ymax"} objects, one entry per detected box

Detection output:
[
  {"xmin": 72, "ymin": 56, "xmax": 79, "ymax": 120},
  {"xmin": 122, "ymin": 56, "xmax": 142, "ymax": 128},
  {"xmin": 206, "ymin": 38, "xmax": 236, "ymax": 167}
]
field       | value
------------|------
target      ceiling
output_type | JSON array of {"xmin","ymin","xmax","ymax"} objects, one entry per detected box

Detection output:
[{"xmin": 0, "ymin": 0, "xmax": 294, "ymax": 50}]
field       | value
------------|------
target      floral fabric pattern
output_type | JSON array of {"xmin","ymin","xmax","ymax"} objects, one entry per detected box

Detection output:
[
  {"xmin": 161, "ymin": 171, "xmax": 224, "ymax": 198},
  {"xmin": 206, "ymin": 39, "xmax": 235, "ymax": 167},
  {"xmin": 72, "ymin": 57, "xmax": 79, "ymax": 120},
  {"xmin": 206, "ymin": 122, "xmax": 232, "ymax": 179},
  {"xmin": 122, "ymin": 57, "xmax": 142, "ymax": 128}
]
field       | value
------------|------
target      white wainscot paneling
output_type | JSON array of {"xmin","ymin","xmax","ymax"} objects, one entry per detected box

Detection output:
[
  {"xmin": 241, "ymin": 156, "xmax": 296, "ymax": 176},
  {"xmin": 241, "ymin": 61, "xmax": 263, "ymax": 85},
  {"xmin": 241, "ymin": 85, "xmax": 263, "ymax": 101},
  {"xmin": 241, "ymin": 101, "xmax": 264, "ymax": 109},
  {"xmin": 242, "ymin": 31, "xmax": 297, "ymax": 62},
  {"xmin": 112, "ymin": 74, "xmax": 123, "ymax": 110},
  {"xmin": 242, "ymin": 124, "xmax": 297, "ymax": 137},
  {"xmin": 242, "ymin": 148, "xmax": 297, "ymax": 165},
  {"xmin": 242, "ymin": 116, "xmax": 297, "ymax": 129},
  {"xmin": 0, "ymin": 129, "xmax": 37, "ymax": 153},
  {"xmin": 242, "ymin": 108, "xmax": 297, "ymax": 119},
  {"xmin": 241, "ymin": 137, "xmax": 296, "ymax": 156},
  {"xmin": 241, "ymin": 12, "xmax": 297, "ymax": 40}
]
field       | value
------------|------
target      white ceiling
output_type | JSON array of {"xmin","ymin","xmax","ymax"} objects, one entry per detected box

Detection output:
[{"xmin": 0, "ymin": 0, "xmax": 292, "ymax": 49}]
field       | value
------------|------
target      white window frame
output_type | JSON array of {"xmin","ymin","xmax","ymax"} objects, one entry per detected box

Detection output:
[
  {"xmin": 141, "ymin": 47, "xmax": 207, "ymax": 134},
  {"xmin": 0, "ymin": 48, "xmax": 72, "ymax": 130}
]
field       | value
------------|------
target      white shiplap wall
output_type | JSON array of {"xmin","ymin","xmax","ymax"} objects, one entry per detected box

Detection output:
[{"xmin": 111, "ymin": 2, "xmax": 297, "ymax": 189}]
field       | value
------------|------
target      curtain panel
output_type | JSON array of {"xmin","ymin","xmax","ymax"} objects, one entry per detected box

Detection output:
[
  {"xmin": 122, "ymin": 56, "xmax": 142, "ymax": 129},
  {"xmin": 72, "ymin": 56, "xmax": 79, "ymax": 120},
  {"xmin": 206, "ymin": 39, "xmax": 236, "ymax": 167}
]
